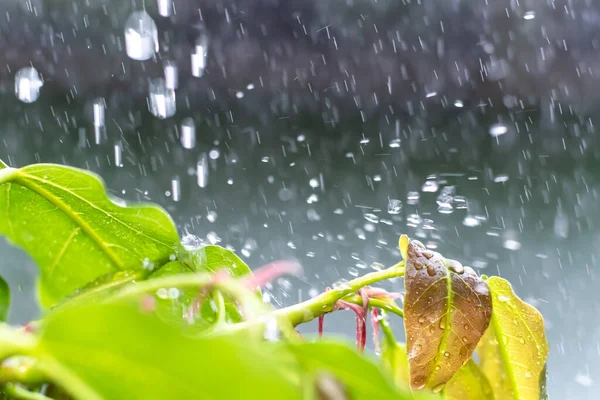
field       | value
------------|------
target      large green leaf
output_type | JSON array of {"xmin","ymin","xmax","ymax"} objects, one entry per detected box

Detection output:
[
  {"xmin": 35, "ymin": 301, "xmax": 302, "ymax": 400},
  {"xmin": 177, "ymin": 242, "xmax": 254, "ymax": 278},
  {"xmin": 476, "ymin": 277, "xmax": 549, "ymax": 400},
  {"xmin": 443, "ymin": 360, "xmax": 494, "ymax": 400},
  {"xmin": 0, "ymin": 276, "xmax": 9, "ymax": 322},
  {"xmin": 290, "ymin": 341, "xmax": 437, "ymax": 400},
  {"xmin": 402, "ymin": 238, "xmax": 492, "ymax": 391},
  {"xmin": 0, "ymin": 160, "xmax": 179, "ymax": 307},
  {"xmin": 381, "ymin": 341, "xmax": 410, "ymax": 388}
]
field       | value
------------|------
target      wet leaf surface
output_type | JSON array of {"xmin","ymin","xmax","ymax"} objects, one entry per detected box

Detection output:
[
  {"xmin": 403, "ymin": 238, "xmax": 492, "ymax": 390},
  {"xmin": 0, "ymin": 160, "xmax": 179, "ymax": 307},
  {"xmin": 476, "ymin": 277, "xmax": 549, "ymax": 400},
  {"xmin": 443, "ymin": 360, "xmax": 494, "ymax": 400}
]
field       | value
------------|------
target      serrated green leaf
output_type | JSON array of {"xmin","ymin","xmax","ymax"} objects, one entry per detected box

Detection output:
[
  {"xmin": 0, "ymin": 160, "xmax": 179, "ymax": 307},
  {"xmin": 0, "ymin": 276, "xmax": 9, "ymax": 322},
  {"xmin": 36, "ymin": 300, "xmax": 302, "ymax": 400},
  {"xmin": 403, "ymin": 239, "xmax": 492, "ymax": 390},
  {"xmin": 443, "ymin": 360, "xmax": 494, "ymax": 400},
  {"xmin": 476, "ymin": 277, "xmax": 549, "ymax": 400},
  {"xmin": 290, "ymin": 341, "xmax": 437, "ymax": 400}
]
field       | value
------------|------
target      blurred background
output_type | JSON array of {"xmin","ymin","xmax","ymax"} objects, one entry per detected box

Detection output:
[{"xmin": 0, "ymin": 0, "xmax": 599, "ymax": 398}]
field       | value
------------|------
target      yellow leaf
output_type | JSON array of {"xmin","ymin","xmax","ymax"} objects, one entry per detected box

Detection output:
[
  {"xmin": 444, "ymin": 360, "xmax": 494, "ymax": 400},
  {"xmin": 477, "ymin": 277, "xmax": 549, "ymax": 400}
]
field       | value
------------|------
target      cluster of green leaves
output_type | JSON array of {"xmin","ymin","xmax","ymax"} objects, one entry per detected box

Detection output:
[{"xmin": 0, "ymin": 159, "xmax": 549, "ymax": 400}]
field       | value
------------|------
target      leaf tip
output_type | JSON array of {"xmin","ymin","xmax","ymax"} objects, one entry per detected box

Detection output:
[{"xmin": 399, "ymin": 235, "xmax": 409, "ymax": 260}]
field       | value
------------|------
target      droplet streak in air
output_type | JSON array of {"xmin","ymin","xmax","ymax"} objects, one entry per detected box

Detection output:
[
  {"xmin": 197, "ymin": 153, "xmax": 208, "ymax": 188},
  {"xmin": 124, "ymin": 11, "xmax": 158, "ymax": 61},
  {"xmin": 180, "ymin": 118, "xmax": 196, "ymax": 149},
  {"xmin": 157, "ymin": 0, "xmax": 173, "ymax": 17},
  {"xmin": 191, "ymin": 35, "xmax": 208, "ymax": 77},
  {"xmin": 148, "ymin": 78, "xmax": 176, "ymax": 119},
  {"xmin": 114, "ymin": 141, "xmax": 123, "ymax": 168},
  {"xmin": 93, "ymin": 98, "xmax": 105, "ymax": 127},
  {"xmin": 15, "ymin": 67, "xmax": 43, "ymax": 103},
  {"xmin": 171, "ymin": 176, "xmax": 180, "ymax": 202},
  {"xmin": 164, "ymin": 62, "xmax": 178, "ymax": 89}
]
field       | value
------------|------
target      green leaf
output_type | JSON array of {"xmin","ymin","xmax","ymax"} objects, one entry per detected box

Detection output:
[
  {"xmin": 0, "ymin": 276, "xmax": 10, "ymax": 322},
  {"xmin": 0, "ymin": 160, "xmax": 179, "ymax": 307},
  {"xmin": 443, "ymin": 360, "xmax": 494, "ymax": 400},
  {"xmin": 381, "ymin": 341, "xmax": 410, "ymax": 388},
  {"xmin": 177, "ymin": 243, "xmax": 253, "ymax": 278},
  {"xmin": 403, "ymin": 239, "xmax": 492, "ymax": 391},
  {"xmin": 290, "ymin": 341, "xmax": 437, "ymax": 400},
  {"xmin": 476, "ymin": 277, "xmax": 549, "ymax": 400},
  {"xmin": 35, "ymin": 300, "xmax": 303, "ymax": 400}
]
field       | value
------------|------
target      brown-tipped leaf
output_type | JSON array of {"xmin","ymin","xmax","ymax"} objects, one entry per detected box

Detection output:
[
  {"xmin": 403, "ymin": 239, "xmax": 492, "ymax": 390},
  {"xmin": 476, "ymin": 277, "xmax": 549, "ymax": 400}
]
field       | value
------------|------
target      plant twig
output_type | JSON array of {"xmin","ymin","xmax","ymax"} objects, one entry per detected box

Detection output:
[{"xmin": 4, "ymin": 384, "xmax": 53, "ymax": 400}]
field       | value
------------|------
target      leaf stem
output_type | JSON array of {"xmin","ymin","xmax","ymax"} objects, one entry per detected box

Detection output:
[
  {"xmin": 342, "ymin": 295, "xmax": 404, "ymax": 319},
  {"xmin": 272, "ymin": 262, "xmax": 405, "ymax": 326}
]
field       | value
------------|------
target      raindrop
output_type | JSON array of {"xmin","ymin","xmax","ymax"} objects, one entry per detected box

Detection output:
[
  {"xmin": 407, "ymin": 191, "xmax": 420, "ymax": 205},
  {"xmin": 180, "ymin": 118, "xmax": 196, "ymax": 149},
  {"xmin": 156, "ymin": 288, "xmax": 168, "ymax": 299},
  {"xmin": 364, "ymin": 213, "xmax": 379, "ymax": 224},
  {"xmin": 426, "ymin": 265, "xmax": 436, "ymax": 276},
  {"xmin": 446, "ymin": 259, "xmax": 464, "ymax": 274},
  {"xmin": 348, "ymin": 268, "xmax": 359, "ymax": 277},
  {"xmin": 443, "ymin": 351, "xmax": 450, "ymax": 357},
  {"xmin": 523, "ymin": 11, "xmax": 535, "ymax": 20},
  {"xmin": 164, "ymin": 62, "xmax": 178, "ymax": 90},
  {"xmin": 171, "ymin": 176, "xmax": 180, "ymax": 202},
  {"xmin": 180, "ymin": 234, "xmax": 204, "ymax": 250},
  {"xmin": 124, "ymin": 11, "xmax": 158, "ymax": 61},
  {"xmin": 113, "ymin": 141, "xmax": 123, "ymax": 168},
  {"xmin": 387, "ymin": 199, "xmax": 402, "ymax": 214},
  {"xmin": 93, "ymin": 98, "xmax": 105, "ymax": 127},
  {"xmin": 463, "ymin": 215, "xmax": 480, "ymax": 227},
  {"xmin": 554, "ymin": 208, "xmax": 569, "ymax": 238},
  {"xmin": 197, "ymin": 153, "xmax": 208, "ymax": 188},
  {"xmin": 207, "ymin": 211, "xmax": 217, "ymax": 223},
  {"xmin": 263, "ymin": 317, "xmax": 280, "ymax": 341},
  {"xmin": 167, "ymin": 288, "xmax": 179, "ymax": 299},
  {"xmin": 235, "ymin": 91, "xmax": 244, "ymax": 99},
  {"xmin": 142, "ymin": 258, "xmax": 155, "ymax": 271},
  {"xmin": 432, "ymin": 384, "xmax": 444, "ymax": 393},
  {"xmin": 15, "ymin": 66, "xmax": 43, "ymax": 103},
  {"xmin": 309, "ymin": 178, "xmax": 319, "ymax": 188},
  {"xmin": 436, "ymin": 186, "xmax": 455, "ymax": 214},
  {"xmin": 148, "ymin": 78, "xmax": 176, "ymax": 119},
  {"xmin": 489, "ymin": 124, "xmax": 508, "ymax": 137},
  {"xmin": 157, "ymin": 0, "xmax": 173, "ymax": 17},
  {"xmin": 574, "ymin": 373, "xmax": 594, "ymax": 387},
  {"xmin": 278, "ymin": 188, "xmax": 294, "ymax": 202},
  {"xmin": 191, "ymin": 34, "xmax": 208, "ymax": 77},
  {"xmin": 422, "ymin": 180, "xmax": 439, "ymax": 193},
  {"xmin": 503, "ymin": 239, "xmax": 522, "ymax": 251},
  {"xmin": 209, "ymin": 149, "xmax": 220, "ymax": 160},
  {"xmin": 454, "ymin": 100, "xmax": 464, "ymax": 108}
]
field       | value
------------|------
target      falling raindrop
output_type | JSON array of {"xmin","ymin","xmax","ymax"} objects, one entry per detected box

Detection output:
[
  {"xmin": 157, "ymin": 0, "xmax": 173, "ymax": 17},
  {"xmin": 387, "ymin": 199, "xmax": 402, "ymax": 214},
  {"xmin": 114, "ymin": 141, "xmax": 123, "ymax": 168},
  {"xmin": 191, "ymin": 34, "xmax": 209, "ymax": 78},
  {"xmin": 209, "ymin": 149, "xmax": 220, "ymax": 160},
  {"xmin": 489, "ymin": 124, "xmax": 508, "ymax": 137},
  {"xmin": 436, "ymin": 186, "xmax": 455, "ymax": 214},
  {"xmin": 171, "ymin": 176, "xmax": 180, "ymax": 202},
  {"xmin": 164, "ymin": 62, "xmax": 178, "ymax": 90},
  {"xmin": 197, "ymin": 153, "xmax": 208, "ymax": 188},
  {"xmin": 180, "ymin": 118, "xmax": 196, "ymax": 149},
  {"xmin": 15, "ymin": 67, "xmax": 43, "ymax": 103},
  {"xmin": 462, "ymin": 215, "xmax": 480, "ymax": 227},
  {"xmin": 124, "ymin": 11, "xmax": 158, "ymax": 61},
  {"xmin": 93, "ymin": 98, "xmax": 105, "ymax": 127},
  {"xmin": 148, "ymin": 78, "xmax": 176, "ymax": 119},
  {"xmin": 422, "ymin": 180, "xmax": 439, "ymax": 193},
  {"xmin": 407, "ymin": 191, "xmax": 420, "ymax": 205}
]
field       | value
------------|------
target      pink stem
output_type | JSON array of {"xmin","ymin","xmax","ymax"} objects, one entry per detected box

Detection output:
[{"xmin": 371, "ymin": 308, "xmax": 381, "ymax": 354}]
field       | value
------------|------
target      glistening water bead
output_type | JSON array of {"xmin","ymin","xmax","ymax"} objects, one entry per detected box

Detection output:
[
  {"xmin": 191, "ymin": 35, "xmax": 208, "ymax": 77},
  {"xmin": 164, "ymin": 62, "xmax": 178, "ymax": 90},
  {"xmin": 15, "ymin": 67, "xmax": 43, "ymax": 103},
  {"xmin": 197, "ymin": 153, "xmax": 208, "ymax": 188},
  {"xmin": 124, "ymin": 11, "xmax": 158, "ymax": 61},
  {"xmin": 157, "ymin": 0, "xmax": 173, "ymax": 17}
]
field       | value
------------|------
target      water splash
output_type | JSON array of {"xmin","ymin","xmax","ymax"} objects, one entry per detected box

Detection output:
[
  {"xmin": 15, "ymin": 67, "xmax": 43, "ymax": 103},
  {"xmin": 124, "ymin": 11, "xmax": 158, "ymax": 61}
]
